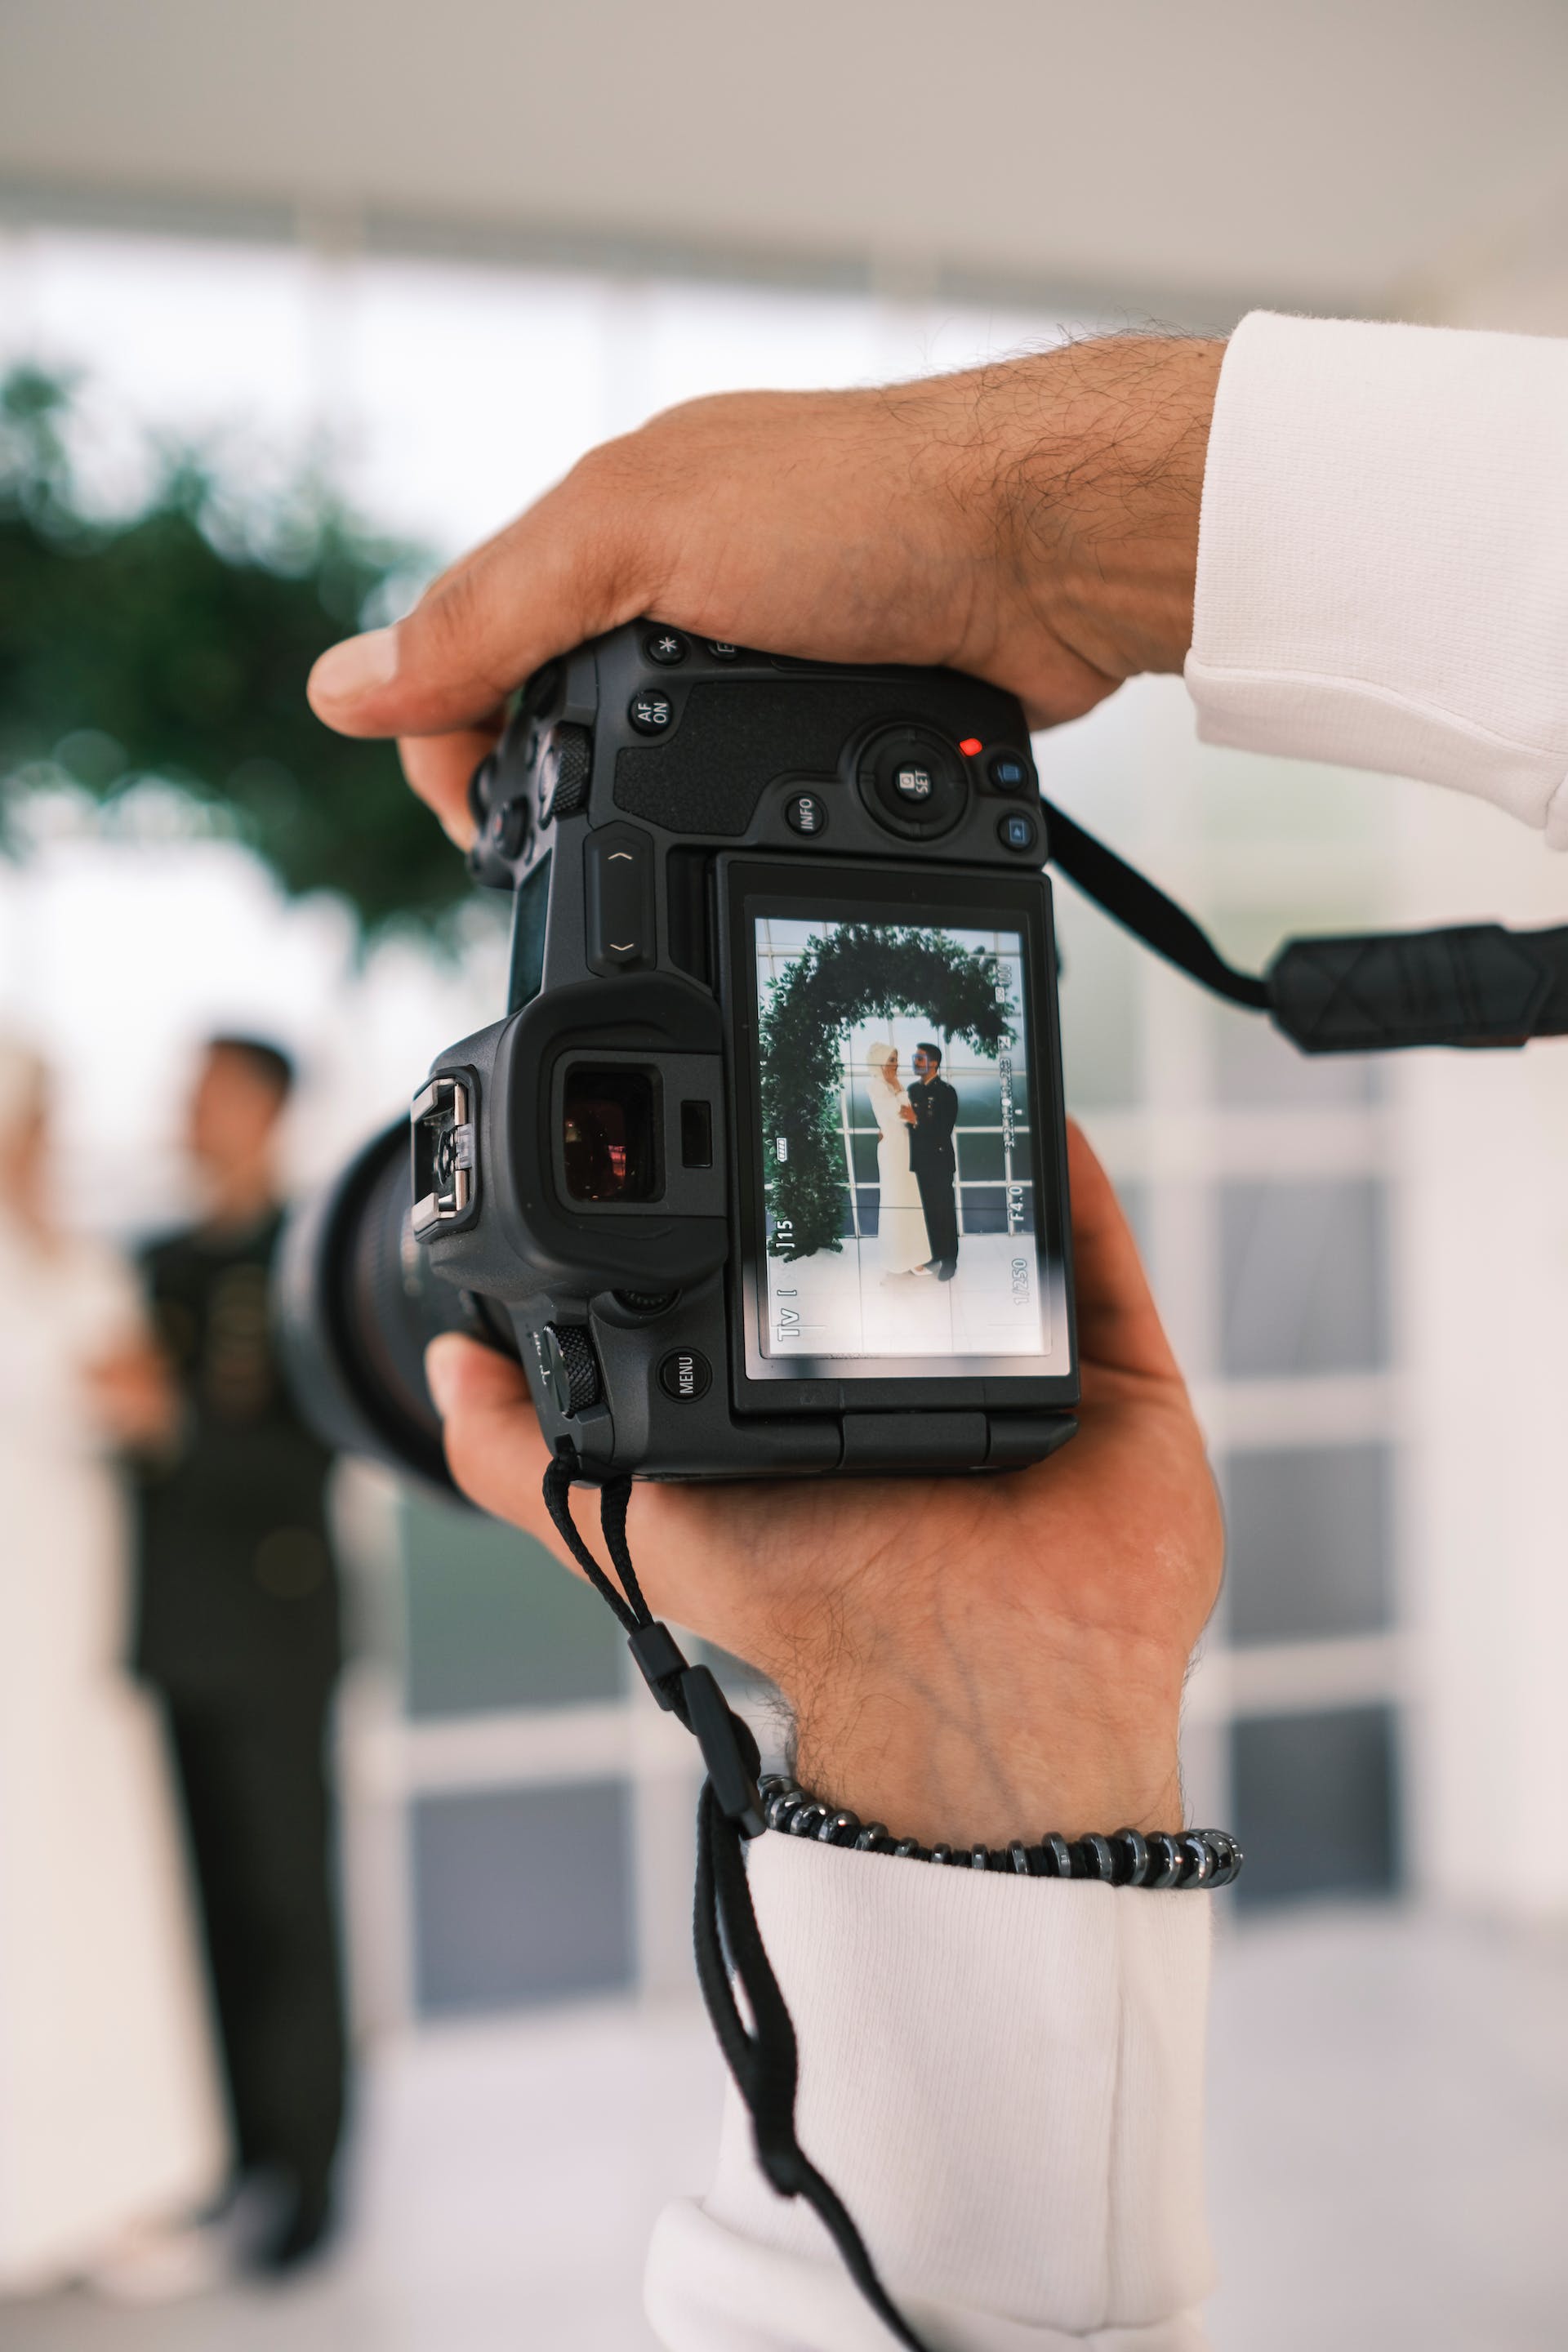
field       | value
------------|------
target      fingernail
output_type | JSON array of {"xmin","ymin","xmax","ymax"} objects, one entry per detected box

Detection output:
[
  {"xmin": 310, "ymin": 626, "xmax": 399, "ymax": 710},
  {"xmin": 424, "ymin": 1334, "xmax": 466, "ymax": 1418}
]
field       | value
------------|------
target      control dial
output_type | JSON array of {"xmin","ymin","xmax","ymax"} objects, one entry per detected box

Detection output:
[
  {"xmin": 855, "ymin": 723, "xmax": 969, "ymax": 840},
  {"xmin": 538, "ymin": 1323, "xmax": 602, "ymax": 1418},
  {"xmin": 537, "ymin": 724, "xmax": 593, "ymax": 824}
]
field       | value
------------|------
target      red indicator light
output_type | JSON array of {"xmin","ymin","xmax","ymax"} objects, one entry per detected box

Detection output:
[{"xmin": 958, "ymin": 737, "xmax": 982, "ymax": 757}]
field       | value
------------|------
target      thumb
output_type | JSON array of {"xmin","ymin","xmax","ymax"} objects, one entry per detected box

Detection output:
[{"xmin": 307, "ymin": 456, "xmax": 656, "ymax": 742}]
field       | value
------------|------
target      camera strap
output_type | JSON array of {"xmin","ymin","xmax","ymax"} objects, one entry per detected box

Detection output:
[
  {"xmin": 1040, "ymin": 795, "xmax": 1568, "ymax": 1053},
  {"xmin": 541, "ymin": 1456, "xmax": 933, "ymax": 2352}
]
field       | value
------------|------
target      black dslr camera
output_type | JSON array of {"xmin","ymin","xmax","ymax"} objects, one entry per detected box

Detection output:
[{"xmin": 280, "ymin": 622, "xmax": 1080, "ymax": 1490}]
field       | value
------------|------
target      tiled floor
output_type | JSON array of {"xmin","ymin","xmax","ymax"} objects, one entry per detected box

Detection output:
[{"xmin": 7, "ymin": 1905, "xmax": 1566, "ymax": 2350}]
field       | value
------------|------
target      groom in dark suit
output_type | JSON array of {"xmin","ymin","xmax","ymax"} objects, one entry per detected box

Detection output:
[{"xmin": 908, "ymin": 1041, "xmax": 960, "ymax": 1282}]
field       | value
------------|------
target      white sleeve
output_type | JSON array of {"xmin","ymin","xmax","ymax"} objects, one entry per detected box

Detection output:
[
  {"xmin": 645, "ymin": 1835, "xmax": 1214, "ymax": 2351},
  {"xmin": 1185, "ymin": 310, "xmax": 1568, "ymax": 845}
]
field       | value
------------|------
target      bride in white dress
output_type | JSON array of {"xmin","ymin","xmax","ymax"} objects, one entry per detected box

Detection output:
[
  {"xmin": 0, "ymin": 1042, "xmax": 225, "ymax": 2297},
  {"xmin": 863, "ymin": 1043, "xmax": 929, "ymax": 1280}
]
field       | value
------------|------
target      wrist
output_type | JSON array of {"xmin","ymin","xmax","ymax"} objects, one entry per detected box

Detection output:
[
  {"xmin": 982, "ymin": 334, "xmax": 1225, "ymax": 685},
  {"xmin": 789, "ymin": 1668, "xmax": 1187, "ymax": 1846}
]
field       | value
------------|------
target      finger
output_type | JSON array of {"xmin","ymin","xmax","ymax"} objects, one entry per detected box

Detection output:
[
  {"xmin": 398, "ymin": 724, "xmax": 501, "ymax": 849},
  {"xmin": 307, "ymin": 458, "xmax": 653, "ymax": 742},
  {"xmin": 1066, "ymin": 1120, "xmax": 1179, "ymax": 1380},
  {"xmin": 424, "ymin": 1335, "xmax": 561, "ymax": 1546}
]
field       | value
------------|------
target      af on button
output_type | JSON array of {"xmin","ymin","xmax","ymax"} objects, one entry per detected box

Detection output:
[
  {"xmin": 629, "ymin": 690, "xmax": 674, "ymax": 735},
  {"xmin": 658, "ymin": 1348, "xmax": 711, "ymax": 1401}
]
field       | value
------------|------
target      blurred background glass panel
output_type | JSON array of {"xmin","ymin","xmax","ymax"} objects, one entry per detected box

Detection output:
[
  {"xmin": 1223, "ymin": 1444, "xmax": 1392, "ymax": 1646},
  {"xmin": 1219, "ymin": 1178, "xmax": 1388, "ymax": 1378},
  {"xmin": 1054, "ymin": 891, "xmax": 1142, "ymax": 1111},
  {"xmin": 1231, "ymin": 1705, "xmax": 1400, "ymax": 1906},
  {"xmin": 412, "ymin": 1780, "xmax": 634, "ymax": 2014},
  {"xmin": 400, "ymin": 1492, "xmax": 623, "ymax": 1717},
  {"xmin": 1211, "ymin": 998, "xmax": 1382, "ymax": 1109}
]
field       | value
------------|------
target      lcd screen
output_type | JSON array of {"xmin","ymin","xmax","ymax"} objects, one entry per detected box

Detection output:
[{"xmin": 742, "ymin": 902, "xmax": 1071, "ymax": 1382}]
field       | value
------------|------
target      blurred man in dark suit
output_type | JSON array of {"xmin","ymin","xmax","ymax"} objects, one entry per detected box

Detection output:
[
  {"xmin": 133, "ymin": 1036, "xmax": 345, "ymax": 2271},
  {"xmin": 908, "ymin": 1040, "xmax": 960, "ymax": 1282}
]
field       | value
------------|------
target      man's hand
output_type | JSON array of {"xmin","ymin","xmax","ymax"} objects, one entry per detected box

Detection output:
[
  {"xmin": 84, "ymin": 1342, "xmax": 180, "ymax": 1453},
  {"xmin": 423, "ymin": 1124, "xmax": 1221, "ymax": 1847},
  {"xmin": 307, "ymin": 336, "xmax": 1223, "ymax": 847}
]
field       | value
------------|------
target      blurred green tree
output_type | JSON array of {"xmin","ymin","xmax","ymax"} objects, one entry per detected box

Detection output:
[{"xmin": 0, "ymin": 367, "xmax": 467, "ymax": 927}]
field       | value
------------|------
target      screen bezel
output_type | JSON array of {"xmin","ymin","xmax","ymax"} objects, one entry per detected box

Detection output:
[{"xmin": 719, "ymin": 856, "xmax": 1077, "ymax": 1413}]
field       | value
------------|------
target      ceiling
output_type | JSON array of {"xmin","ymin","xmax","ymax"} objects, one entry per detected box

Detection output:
[{"xmin": 2, "ymin": 0, "xmax": 1566, "ymax": 325}]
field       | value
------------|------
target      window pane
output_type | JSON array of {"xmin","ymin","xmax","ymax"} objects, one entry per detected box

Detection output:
[
  {"xmin": 960, "ymin": 1184, "xmax": 1007, "ymax": 1233},
  {"xmin": 401, "ymin": 1493, "xmax": 622, "ymax": 1717},
  {"xmin": 1223, "ymin": 1444, "xmax": 1392, "ymax": 1645},
  {"xmin": 1056, "ymin": 890, "xmax": 1141, "ymax": 1111},
  {"xmin": 412, "ymin": 1780, "xmax": 634, "ymax": 2014},
  {"xmin": 1231, "ymin": 1706, "xmax": 1399, "ymax": 1906},
  {"xmin": 957, "ymin": 1129, "xmax": 1004, "ymax": 1183},
  {"xmin": 1219, "ymin": 1179, "xmax": 1388, "ymax": 1377},
  {"xmin": 1213, "ymin": 998, "xmax": 1380, "ymax": 1108}
]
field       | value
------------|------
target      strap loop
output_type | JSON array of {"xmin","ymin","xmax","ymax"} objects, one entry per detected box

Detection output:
[{"xmin": 541, "ymin": 1456, "xmax": 933, "ymax": 2352}]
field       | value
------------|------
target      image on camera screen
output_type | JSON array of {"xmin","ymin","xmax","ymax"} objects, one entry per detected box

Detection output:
[{"xmin": 747, "ymin": 912, "xmax": 1069, "ymax": 1380}]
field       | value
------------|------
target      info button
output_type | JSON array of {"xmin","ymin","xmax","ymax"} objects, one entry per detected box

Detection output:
[
  {"xmin": 658, "ymin": 1348, "xmax": 712, "ymax": 1401},
  {"xmin": 785, "ymin": 791, "xmax": 828, "ymax": 835}
]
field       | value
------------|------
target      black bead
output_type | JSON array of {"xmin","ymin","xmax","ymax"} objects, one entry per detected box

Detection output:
[
  {"xmin": 1082, "ymin": 1833, "xmax": 1117, "ymax": 1882},
  {"xmin": 1144, "ymin": 1833, "xmax": 1183, "ymax": 1891},
  {"xmin": 1114, "ymin": 1829, "xmax": 1152, "ymax": 1887},
  {"xmin": 1176, "ymin": 1831, "xmax": 1211, "ymax": 1887},
  {"xmin": 821, "ymin": 1810, "xmax": 860, "ymax": 1845},
  {"xmin": 1042, "ymin": 1833, "xmax": 1075, "ymax": 1878}
]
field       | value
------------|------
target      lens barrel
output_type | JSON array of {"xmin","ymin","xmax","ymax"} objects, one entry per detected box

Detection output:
[{"xmin": 274, "ymin": 1119, "xmax": 502, "ymax": 1494}]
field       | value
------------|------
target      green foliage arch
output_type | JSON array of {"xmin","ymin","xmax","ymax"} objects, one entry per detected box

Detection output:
[{"xmin": 759, "ymin": 924, "xmax": 1014, "ymax": 1261}]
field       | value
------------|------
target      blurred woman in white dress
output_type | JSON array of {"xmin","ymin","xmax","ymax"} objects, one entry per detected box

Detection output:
[
  {"xmin": 0, "ymin": 1042, "xmax": 226, "ymax": 2298},
  {"xmin": 863, "ymin": 1043, "xmax": 928, "ymax": 1280}
]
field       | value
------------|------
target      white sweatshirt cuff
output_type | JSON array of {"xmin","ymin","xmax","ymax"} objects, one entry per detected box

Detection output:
[
  {"xmin": 647, "ymin": 1835, "xmax": 1213, "ymax": 2350},
  {"xmin": 1185, "ymin": 311, "xmax": 1568, "ymax": 844}
]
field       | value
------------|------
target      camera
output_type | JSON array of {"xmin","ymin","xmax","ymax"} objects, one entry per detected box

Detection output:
[{"xmin": 279, "ymin": 621, "xmax": 1080, "ymax": 1486}]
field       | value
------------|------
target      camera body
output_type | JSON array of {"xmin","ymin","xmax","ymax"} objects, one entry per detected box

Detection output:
[{"xmin": 285, "ymin": 623, "xmax": 1080, "ymax": 1486}]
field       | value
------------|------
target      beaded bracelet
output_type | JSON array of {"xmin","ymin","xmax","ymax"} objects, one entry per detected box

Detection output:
[{"xmin": 760, "ymin": 1776, "xmax": 1243, "ymax": 1889}]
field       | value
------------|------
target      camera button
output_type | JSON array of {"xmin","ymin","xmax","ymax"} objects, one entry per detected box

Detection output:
[
  {"xmin": 586, "ymin": 825, "xmax": 656, "ymax": 974},
  {"xmin": 987, "ymin": 751, "xmax": 1031, "ymax": 793},
  {"xmin": 998, "ymin": 812, "xmax": 1039, "ymax": 853},
  {"xmin": 784, "ymin": 791, "xmax": 828, "ymax": 836},
  {"xmin": 628, "ymin": 690, "xmax": 674, "ymax": 734},
  {"xmin": 858, "ymin": 723, "xmax": 967, "ymax": 838},
  {"xmin": 642, "ymin": 628, "xmax": 689, "ymax": 666},
  {"xmin": 658, "ymin": 1348, "xmax": 711, "ymax": 1402}
]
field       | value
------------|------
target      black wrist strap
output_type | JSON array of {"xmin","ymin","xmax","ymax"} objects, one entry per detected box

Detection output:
[
  {"xmin": 1041, "ymin": 794, "xmax": 1568, "ymax": 1053},
  {"xmin": 541, "ymin": 1456, "xmax": 933, "ymax": 2352}
]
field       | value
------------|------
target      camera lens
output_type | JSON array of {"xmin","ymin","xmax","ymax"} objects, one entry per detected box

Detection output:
[
  {"xmin": 561, "ymin": 1067, "xmax": 659, "ymax": 1202},
  {"xmin": 276, "ymin": 1120, "xmax": 501, "ymax": 1493}
]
